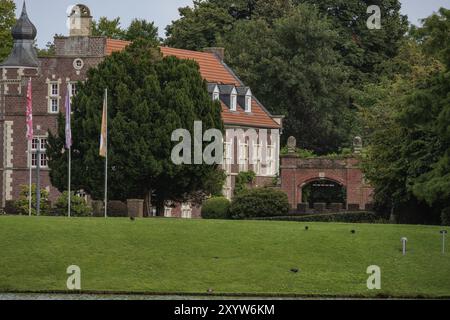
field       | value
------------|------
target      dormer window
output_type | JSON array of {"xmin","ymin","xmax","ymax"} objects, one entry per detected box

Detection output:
[
  {"xmin": 245, "ymin": 89, "xmax": 252, "ymax": 112},
  {"xmin": 207, "ymin": 83, "xmax": 220, "ymax": 102},
  {"xmin": 213, "ymin": 86, "xmax": 220, "ymax": 101},
  {"xmin": 230, "ymin": 87, "xmax": 237, "ymax": 111}
]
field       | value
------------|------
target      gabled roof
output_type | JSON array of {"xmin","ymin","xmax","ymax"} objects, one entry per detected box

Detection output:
[{"xmin": 105, "ymin": 39, "xmax": 280, "ymax": 129}]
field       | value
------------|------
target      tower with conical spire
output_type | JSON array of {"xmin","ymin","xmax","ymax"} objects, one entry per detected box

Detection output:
[{"xmin": 1, "ymin": 1, "xmax": 39, "ymax": 68}]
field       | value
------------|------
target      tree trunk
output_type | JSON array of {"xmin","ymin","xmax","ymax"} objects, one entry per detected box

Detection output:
[
  {"xmin": 389, "ymin": 201, "xmax": 396, "ymax": 223},
  {"xmin": 144, "ymin": 190, "xmax": 152, "ymax": 217}
]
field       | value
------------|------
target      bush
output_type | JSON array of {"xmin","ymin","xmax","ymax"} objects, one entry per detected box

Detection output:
[
  {"xmin": 230, "ymin": 187, "xmax": 290, "ymax": 219},
  {"xmin": 251, "ymin": 211, "xmax": 383, "ymax": 223},
  {"xmin": 442, "ymin": 207, "xmax": 450, "ymax": 226},
  {"xmin": 54, "ymin": 191, "xmax": 92, "ymax": 217},
  {"xmin": 201, "ymin": 197, "xmax": 230, "ymax": 219},
  {"xmin": 15, "ymin": 184, "xmax": 50, "ymax": 216},
  {"xmin": 234, "ymin": 171, "xmax": 256, "ymax": 195},
  {"xmin": 4, "ymin": 200, "xmax": 19, "ymax": 215}
]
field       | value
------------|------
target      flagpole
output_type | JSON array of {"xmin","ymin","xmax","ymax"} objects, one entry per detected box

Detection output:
[
  {"xmin": 67, "ymin": 84, "xmax": 71, "ymax": 218},
  {"xmin": 104, "ymin": 88, "xmax": 108, "ymax": 218},
  {"xmin": 28, "ymin": 139, "xmax": 32, "ymax": 216},
  {"xmin": 68, "ymin": 146, "xmax": 71, "ymax": 217}
]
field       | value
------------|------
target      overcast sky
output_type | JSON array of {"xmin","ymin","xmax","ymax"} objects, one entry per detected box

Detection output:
[{"xmin": 12, "ymin": 0, "xmax": 450, "ymax": 47}]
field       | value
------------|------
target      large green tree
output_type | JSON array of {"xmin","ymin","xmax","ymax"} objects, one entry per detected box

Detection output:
[
  {"xmin": 165, "ymin": 0, "xmax": 407, "ymax": 84},
  {"xmin": 220, "ymin": 5, "xmax": 353, "ymax": 153},
  {"xmin": 47, "ymin": 40, "xmax": 224, "ymax": 214},
  {"xmin": 297, "ymin": 0, "xmax": 408, "ymax": 84},
  {"xmin": 91, "ymin": 17, "xmax": 124, "ymax": 39},
  {"xmin": 360, "ymin": 8, "xmax": 449, "ymax": 224},
  {"xmin": 125, "ymin": 19, "xmax": 159, "ymax": 44},
  {"xmin": 91, "ymin": 17, "xmax": 159, "ymax": 43},
  {"xmin": 0, "ymin": 0, "xmax": 15, "ymax": 62},
  {"xmin": 165, "ymin": 0, "xmax": 293, "ymax": 50}
]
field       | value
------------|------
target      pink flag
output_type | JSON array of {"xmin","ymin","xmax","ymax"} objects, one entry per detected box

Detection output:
[
  {"xmin": 65, "ymin": 85, "xmax": 72, "ymax": 149},
  {"xmin": 26, "ymin": 79, "xmax": 33, "ymax": 141}
]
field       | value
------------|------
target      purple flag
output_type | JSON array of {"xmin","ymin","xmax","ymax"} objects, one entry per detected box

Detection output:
[{"xmin": 65, "ymin": 85, "xmax": 72, "ymax": 149}]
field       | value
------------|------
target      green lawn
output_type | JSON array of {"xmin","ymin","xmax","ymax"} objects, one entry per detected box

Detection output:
[{"xmin": 0, "ymin": 216, "xmax": 449, "ymax": 297}]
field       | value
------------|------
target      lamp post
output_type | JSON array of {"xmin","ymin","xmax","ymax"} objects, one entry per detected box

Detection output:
[{"xmin": 401, "ymin": 237, "xmax": 408, "ymax": 255}]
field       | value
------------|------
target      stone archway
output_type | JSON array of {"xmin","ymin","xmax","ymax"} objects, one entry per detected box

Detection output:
[{"xmin": 280, "ymin": 155, "xmax": 374, "ymax": 210}]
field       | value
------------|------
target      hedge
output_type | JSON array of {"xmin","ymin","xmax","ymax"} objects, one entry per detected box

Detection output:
[
  {"xmin": 230, "ymin": 187, "xmax": 290, "ymax": 219},
  {"xmin": 250, "ymin": 211, "xmax": 383, "ymax": 223},
  {"xmin": 201, "ymin": 197, "xmax": 230, "ymax": 219},
  {"xmin": 54, "ymin": 192, "xmax": 93, "ymax": 217}
]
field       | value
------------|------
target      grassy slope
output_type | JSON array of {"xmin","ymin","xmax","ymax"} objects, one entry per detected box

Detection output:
[{"xmin": 0, "ymin": 216, "xmax": 449, "ymax": 297}]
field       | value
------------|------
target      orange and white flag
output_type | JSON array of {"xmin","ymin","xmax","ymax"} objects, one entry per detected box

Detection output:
[{"xmin": 99, "ymin": 92, "xmax": 107, "ymax": 157}]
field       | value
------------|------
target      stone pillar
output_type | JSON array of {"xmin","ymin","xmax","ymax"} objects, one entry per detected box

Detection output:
[{"xmin": 127, "ymin": 199, "xmax": 144, "ymax": 218}]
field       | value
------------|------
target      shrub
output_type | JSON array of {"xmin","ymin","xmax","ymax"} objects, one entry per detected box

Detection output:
[
  {"xmin": 15, "ymin": 184, "xmax": 50, "ymax": 216},
  {"xmin": 201, "ymin": 197, "xmax": 230, "ymax": 219},
  {"xmin": 442, "ymin": 207, "xmax": 450, "ymax": 226},
  {"xmin": 230, "ymin": 187, "xmax": 290, "ymax": 219},
  {"xmin": 54, "ymin": 192, "xmax": 92, "ymax": 217},
  {"xmin": 4, "ymin": 200, "xmax": 19, "ymax": 215},
  {"xmin": 107, "ymin": 201, "xmax": 127, "ymax": 217},
  {"xmin": 251, "ymin": 211, "xmax": 383, "ymax": 223},
  {"xmin": 234, "ymin": 171, "xmax": 256, "ymax": 195}
]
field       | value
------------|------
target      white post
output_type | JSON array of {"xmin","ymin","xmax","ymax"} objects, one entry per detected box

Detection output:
[
  {"xmin": 28, "ymin": 139, "xmax": 32, "ymax": 216},
  {"xmin": 68, "ymin": 147, "xmax": 71, "ymax": 217},
  {"xmin": 401, "ymin": 237, "xmax": 408, "ymax": 255},
  {"xmin": 104, "ymin": 88, "xmax": 108, "ymax": 219}
]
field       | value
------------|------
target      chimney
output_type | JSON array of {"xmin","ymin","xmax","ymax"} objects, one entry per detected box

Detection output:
[
  {"xmin": 69, "ymin": 4, "xmax": 92, "ymax": 37},
  {"xmin": 203, "ymin": 47, "xmax": 225, "ymax": 61}
]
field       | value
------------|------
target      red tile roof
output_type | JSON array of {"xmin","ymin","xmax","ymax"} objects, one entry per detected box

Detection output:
[{"xmin": 105, "ymin": 39, "xmax": 280, "ymax": 129}]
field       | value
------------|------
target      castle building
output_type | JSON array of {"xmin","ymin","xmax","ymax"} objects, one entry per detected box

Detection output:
[{"xmin": 0, "ymin": 3, "xmax": 282, "ymax": 217}]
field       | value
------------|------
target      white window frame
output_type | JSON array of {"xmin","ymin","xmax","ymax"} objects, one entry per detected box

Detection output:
[
  {"xmin": 265, "ymin": 144, "xmax": 275, "ymax": 176},
  {"xmin": 30, "ymin": 137, "xmax": 48, "ymax": 168},
  {"xmin": 70, "ymin": 82, "xmax": 77, "ymax": 97},
  {"xmin": 50, "ymin": 83, "xmax": 59, "ymax": 96},
  {"xmin": 245, "ymin": 95, "xmax": 252, "ymax": 112},
  {"xmin": 49, "ymin": 98, "xmax": 59, "ymax": 113},
  {"xmin": 223, "ymin": 141, "xmax": 232, "ymax": 173},
  {"xmin": 230, "ymin": 88, "xmax": 237, "ymax": 111},
  {"xmin": 252, "ymin": 143, "xmax": 261, "ymax": 174},
  {"xmin": 238, "ymin": 142, "xmax": 248, "ymax": 172},
  {"xmin": 48, "ymin": 81, "xmax": 60, "ymax": 113},
  {"xmin": 212, "ymin": 85, "xmax": 220, "ymax": 101}
]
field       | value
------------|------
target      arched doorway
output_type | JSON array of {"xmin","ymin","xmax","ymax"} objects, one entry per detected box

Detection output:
[{"xmin": 301, "ymin": 179, "xmax": 346, "ymax": 208}]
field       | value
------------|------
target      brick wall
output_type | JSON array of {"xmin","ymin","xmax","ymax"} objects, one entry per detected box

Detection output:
[{"xmin": 280, "ymin": 155, "xmax": 374, "ymax": 210}]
